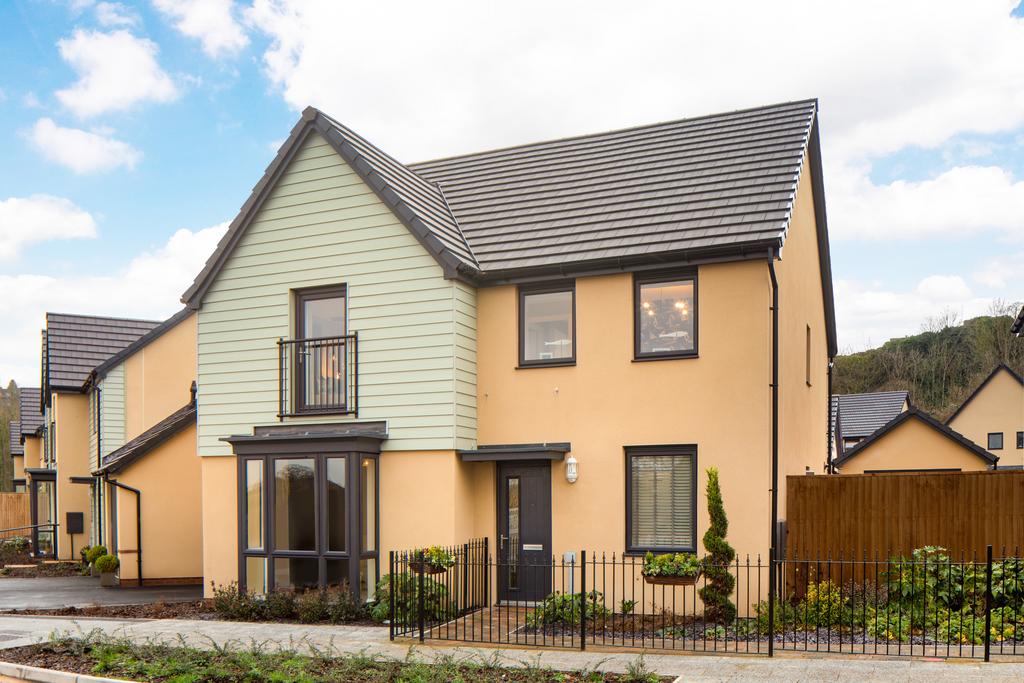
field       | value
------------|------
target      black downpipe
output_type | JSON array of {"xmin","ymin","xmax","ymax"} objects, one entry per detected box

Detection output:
[
  {"xmin": 826, "ymin": 359, "xmax": 835, "ymax": 473},
  {"xmin": 767, "ymin": 256, "xmax": 780, "ymax": 656},
  {"xmin": 105, "ymin": 477, "xmax": 142, "ymax": 585}
]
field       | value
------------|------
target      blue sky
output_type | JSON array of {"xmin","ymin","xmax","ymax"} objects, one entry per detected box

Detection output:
[{"xmin": 1, "ymin": 1, "xmax": 1023, "ymax": 385}]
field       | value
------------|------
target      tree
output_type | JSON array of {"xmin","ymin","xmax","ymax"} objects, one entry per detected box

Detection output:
[{"xmin": 699, "ymin": 466, "xmax": 736, "ymax": 623}]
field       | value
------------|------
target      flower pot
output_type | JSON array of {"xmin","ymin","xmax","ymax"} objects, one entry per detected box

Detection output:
[
  {"xmin": 99, "ymin": 572, "xmax": 118, "ymax": 588},
  {"xmin": 409, "ymin": 561, "xmax": 448, "ymax": 575},
  {"xmin": 643, "ymin": 571, "xmax": 701, "ymax": 586},
  {"xmin": 90, "ymin": 565, "xmax": 98, "ymax": 578}
]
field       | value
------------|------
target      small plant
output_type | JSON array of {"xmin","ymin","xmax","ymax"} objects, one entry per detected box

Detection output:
[
  {"xmin": 324, "ymin": 583, "xmax": 363, "ymax": 623},
  {"xmin": 619, "ymin": 599, "xmax": 636, "ymax": 615},
  {"xmin": 369, "ymin": 573, "xmax": 452, "ymax": 624},
  {"xmin": 295, "ymin": 588, "xmax": 329, "ymax": 623},
  {"xmin": 418, "ymin": 546, "xmax": 456, "ymax": 570},
  {"xmin": 262, "ymin": 589, "xmax": 297, "ymax": 620},
  {"xmin": 642, "ymin": 551, "xmax": 701, "ymax": 578},
  {"xmin": 623, "ymin": 653, "xmax": 659, "ymax": 683},
  {"xmin": 79, "ymin": 545, "xmax": 91, "ymax": 563},
  {"xmin": 699, "ymin": 467, "xmax": 736, "ymax": 624},
  {"xmin": 94, "ymin": 554, "xmax": 119, "ymax": 574},
  {"xmin": 211, "ymin": 582, "xmax": 264, "ymax": 620},
  {"xmin": 800, "ymin": 580, "xmax": 849, "ymax": 628},
  {"xmin": 85, "ymin": 545, "xmax": 107, "ymax": 565},
  {"xmin": 525, "ymin": 591, "xmax": 611, "ymax": 628}
]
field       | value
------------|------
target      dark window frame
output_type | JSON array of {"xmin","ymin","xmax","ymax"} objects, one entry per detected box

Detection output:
[
  {"xmin": 237, "ymin": 451, "xmax": 379, "ymax": 600},
  {"xmin": 289, "ymin": 284, "xmax": 351, "ymax": 416},
  {"xmin": 988, "ymin": 432, "xmax": 1004, "ymax": 450},
  {"xmin": 1017, "ymin": 431, "xmax": 1023, "ymax": 449},
  {"xmin": 624, "ymin": 444, "xmax": 698, "ymax": 555},
  {"xmin": 294, "ymin": 284, "xmax": 348, "ymax": 341},
  {"xmin": 517, "ymin": 281, "xmax": 576, "ymax": 368},
  {"xmin": 633, "ymin": 270, "xmax": 699, "ymax": 361}
]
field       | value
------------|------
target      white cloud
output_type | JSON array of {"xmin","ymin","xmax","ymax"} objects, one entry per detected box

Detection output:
[
  {"xmin": 154, "ymin": 0, "xmax": 248, "ymax": 58},
  {"xmin": 55, "ymin": 29, "xmax": 178, "ymax": 118},
  {"xmin": 94, "ymin": 2, "xmax": 139, "ymax": 27},
  {"xmin": 835, "ymin": 276, "xmax": 994, "ymax": 351},
  {"xmin": 0, "ymin": 195, "xmax": 97, "ymax": 260},
  {"xmin": 828, "ymin": 165, "xmax": 1024, "ymax": 240},
  {"xmin": 974, "ymin": 253, "xmax": 1024, "ymax": 288},
  {"xmin": 0, "ymin": 221, "xmax": 227, "ymax": 386},
  {"xmin": 22, "ymin": 92, "xmax": 41, "ymax": 108},
  {"xmin": 27, "ymin": 118, "xmax": 141, "ymax": 173}
]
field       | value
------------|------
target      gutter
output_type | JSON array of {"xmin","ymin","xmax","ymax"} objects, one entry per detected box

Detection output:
[
  {"xmin": 767, "ymin": 255, "xmax": 780, "ymax": 657},
  {"xmin": 104, "ymin": 477, "xmax": 142, "ymax": 585}
]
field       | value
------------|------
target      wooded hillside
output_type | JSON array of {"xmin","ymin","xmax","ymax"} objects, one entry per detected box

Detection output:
[
  {"xmin": 833, "ymin": 304, "xmax": 1024, "ymax": 421},
  {"xmin": 0, "ymin": 380, "xmax": 20, "ymax": 492}
]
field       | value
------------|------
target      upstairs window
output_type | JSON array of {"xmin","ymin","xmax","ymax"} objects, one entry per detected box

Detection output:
[
  {"xmin": 289, "ymin": 285, "xmax": 350, "ymax": 415},
  {"xmin": 519, "ymin": 283, "xmax": 575, "ymax": 367},
  {"xmin": 988, "ymin": 432, "xmax": 1004, "ymax": 450},
  {"xmin": 634, "ymin": 272, "xmax": 697, "ymax": 360}
]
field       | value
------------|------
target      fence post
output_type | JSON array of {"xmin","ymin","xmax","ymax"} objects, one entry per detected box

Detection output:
[
  {"xmin": 484, "ymin": 537, "xmax": 491, "ymax": 607},
  {"xmin": 580, "ymin": 550, "xmax": 587, "ymax": 651},
  {"xmin": 389, "ymin": 551, "xmax": 395, "ymax": 641},
  {"xmin": 462, "ymin": 542, "xmax": 469, "ymax": 611},
  {"xmin": 767, "ymin": 547, "xmax": 776, "ymax": 657},
  {"xmin": 984, "ymin": 544, "xmax": 993, "ymax": 662},
  {"xmin": 417, "ymin": 550, "xmax": 426, "ymax": 643}
]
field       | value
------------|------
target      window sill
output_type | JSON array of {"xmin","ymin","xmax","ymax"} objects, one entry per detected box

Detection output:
[
  {"xmin": 516, "ymin": 361, "xmax": 576, "ymax": 370},
  {"xmin": 631, "ymin": 353, "xmax": 699, "ymax": 363},
  {"xmin": 624, "ymin": 548, "xmax": 698, "ymax": 557}
]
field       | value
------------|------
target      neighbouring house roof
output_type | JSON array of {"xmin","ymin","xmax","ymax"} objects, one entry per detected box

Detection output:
[
  {"xmin": 1013, "ymin": 305, "xmax": 1024, "ymax": 336},
  {"xmin": 9, "ymin": 421, "xmax": 23, "ymax": 456},
  {"xmin": 831, "ymin": 391, "xmax": 909, "ymax": 440},
  {"xmin": 18, "ymin": 388, "xmax": 43, "ymax": 438},
  {"xmin": 97, "ymin": 402, "xmax": 196, "ymax": 475},
  {"xmin": 832, "ymin": 407, "xmax": 997, "ymax": 469},
  {"xmin": 945, "ymin": 363, "xmax": 1024, "ymax": 425},
  {"xmin": 87, "ymin": 308, "xmax": 193, "ymax": 386},
  {"xmin": 42, "ymin": 313, "xmax": 160, "ymax": 397},
  {"xmin": 183, "ymin": 99, "xmax": 837, "ymax": 356}
]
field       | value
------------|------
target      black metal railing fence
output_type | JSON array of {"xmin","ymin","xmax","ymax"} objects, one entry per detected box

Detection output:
[
  {"xmin": 388, "ymin": 542, "xmax": 1024, "ymax": 660},
  {"xmin": 278, "ymin": 334, "xmax": 358, "ymax": 418}
]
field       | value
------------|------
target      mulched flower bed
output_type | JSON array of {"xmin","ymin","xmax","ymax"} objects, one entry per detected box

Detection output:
[
  {"xmin": 0, "ymin": 561, "xmax": 83, "ymax": 578},
  {"xmin": 0, "ymin": 638, "xmax": 671, "ymax": 682}
]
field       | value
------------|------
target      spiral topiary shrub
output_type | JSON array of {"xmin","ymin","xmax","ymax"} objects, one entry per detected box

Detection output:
[{"xmin": 699, "ymin": 467, "xmax": 736, "ymax": 623}]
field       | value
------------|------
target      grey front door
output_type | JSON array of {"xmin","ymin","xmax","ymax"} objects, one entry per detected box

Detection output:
[{"xmin": 497, "ymin": 462, "xmax": 552, "ymax": 602}]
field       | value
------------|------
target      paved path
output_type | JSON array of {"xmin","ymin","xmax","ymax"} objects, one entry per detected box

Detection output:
[
  {"xmin": 0, "ymin": 577, "xmax": 201, "ymax": 610},
  {"xmin": 1, "ymin": 616, "xmax": 1024, "ymax": 681}
]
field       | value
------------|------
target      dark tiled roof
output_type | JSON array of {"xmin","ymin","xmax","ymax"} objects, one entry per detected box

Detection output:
[
  {"xmin": 832, "ymin": 391, "xmax": 909, "ymax": 440},
  {"xmin": 411, "ymin": 100, "xmax": 817, "ymax": 274},
  {"xmin": 1013, "ymin": 305, "xmax": 1024, "ymax": 336},
  {"xmin": 43, "ymin": 313, "xmax": 160, "ymax": 393},
  {"xmin": 18, "ymin": 388, "xmax": 42, "ymax": 437},
  {"xmin": 833, "ymin": 408, "xmax": 997, "ymax": 469},
  {"xmin": 98, "ymin": 402, "xmax": 196, "ymax": 474},
  {"xmin": 9, "ymin": 421, "xmax": 23, "ymax": 456}
]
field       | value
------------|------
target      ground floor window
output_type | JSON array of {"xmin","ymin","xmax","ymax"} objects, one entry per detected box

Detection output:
[
  {"xmin": 30, "ymin": 476, "xmax": 56, "ymax": 557},
  {"xmin": 625, "ymin": 445, "xmax": 697, "ymax": 554},
  {"xmin": 238, "ymin": 453, "xmax": 378, "ymax": 601}
]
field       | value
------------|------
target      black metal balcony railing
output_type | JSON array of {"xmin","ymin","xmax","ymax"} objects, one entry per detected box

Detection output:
[{"xmin": 278, "ymin": 334, "xmax": 358, "ymax": 418}]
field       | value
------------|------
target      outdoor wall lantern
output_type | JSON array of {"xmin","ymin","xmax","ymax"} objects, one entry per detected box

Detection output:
[{"xmin": 565, "ymin": 454, "xmax": 578, "ymax": 483}]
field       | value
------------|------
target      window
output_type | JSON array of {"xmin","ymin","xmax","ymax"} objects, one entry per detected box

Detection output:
[
  {"xmin": 626, "ymin": 445, "xmax": 697, "ymax": 553},
  {"xmin": 291, "ymin": 285, "xmax": 350, "ymax": 414},
  {"xmin": 239, "ymin": 452, "xmax": 378, "ymax": 601},
  {"xmin": 634, "ymin": 272, "xmax": 697, "ymax": 360},
  {"xmin": 1017, "ymin": 432, "xmax": 1023, "ymax": 449},
  {"xmin": 988, "ymin": 432, "xmax": 1004, "ymax": 450},
  {"xmin": 518, "ymin": 283, "xmax": 575, "ymax": 366}
]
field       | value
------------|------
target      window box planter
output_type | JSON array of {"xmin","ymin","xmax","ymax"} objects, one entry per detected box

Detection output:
[
  {"xmin": 409, "ymin": 547, "xmax": 455, "ymax": 575},
  {"xmin": 409, "ymin": 561, "xmax": 449, "ymax": 575},
  {"xmin": 643, "ymin": 571, "xmax": 701, "ymax": 586},
  {"xmin": 641, "ymin": 552, "xmax": 702, "ymax": 586}
]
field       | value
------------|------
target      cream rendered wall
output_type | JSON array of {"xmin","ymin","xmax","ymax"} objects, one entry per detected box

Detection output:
[
  {"xmin": 775, "ymin": 155, "xmax": 830, "ymax": 506},
  {"xmin": 196, "ymin": 131, "xmax": 477, "ymax": 456},
  {"xmin": 23, "ymin": 436, "xmax": 41, "ymax": 471},
  {"xmin": 124, "ymin": 314, "xmax": 197, "ymax": 440},
  {"xmin": 836, "ymin": 417, "xmax": 993, "ymax": 473},
  {"xmin": 948, "ymin": 368, "xmax": 1024, "ymax": 468},
  {"xmin": 200, "ymin": 456, "xmax": 237, "ymax": 594},
  {"xmin": 476, "ymin": 263, "xmax": 772, "ymax": 561},
  {"xmin": 114, "ymin": 423, "xmax": 202, "ymax": 584},
  {"xmin": 53, "ymin": 392, "xmax": 91, "ymax": 560}
]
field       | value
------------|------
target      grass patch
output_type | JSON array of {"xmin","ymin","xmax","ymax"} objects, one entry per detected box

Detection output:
[{"xmin": 0, "ymin": 630, "xmax": 671, "ymax": 682}]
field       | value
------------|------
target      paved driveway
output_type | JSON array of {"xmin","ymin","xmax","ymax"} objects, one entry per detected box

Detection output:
[{"xmin": 0, "ymin": 576, "xmax": 201, "ymax": 610}]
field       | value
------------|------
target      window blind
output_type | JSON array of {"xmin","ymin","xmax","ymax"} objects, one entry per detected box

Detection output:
[{"xmin": 630, "ymin": 452, "xmax": 694, "ymax": 550}]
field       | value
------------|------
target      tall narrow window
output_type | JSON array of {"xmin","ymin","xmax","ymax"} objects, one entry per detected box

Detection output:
[
  {"xmin": 1017, "ymin": 431, "xmax": 1023, "ymax": 449},
  {"xmin": 245, "ymin": 460, "xmax": 264, "ymax": 550},
  {"xmin": 519, "ymin": 283, "xmax": 575, "ymax": 366},
  {"xmin": 626, "ymin": 446, "xmax": 696, "ymax": 553},
  {"xmin": 806, "ymin": 324, "xmax": 812, "ymax": 386},
  {"xmin": 295, "ymin": 285, "xmax": 347, "ymax": 412},
  {"xmin": 274, "ymin": 458, "xmax": 316, "ymax": 551},
  {"xmin": 634, "ymin": 273, "xmax": 697, "ymax": 359}
]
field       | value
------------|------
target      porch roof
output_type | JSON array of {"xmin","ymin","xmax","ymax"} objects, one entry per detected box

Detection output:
[{"xmin": 457, "ymin": 442, "xmax": 571, "ymax": 462}]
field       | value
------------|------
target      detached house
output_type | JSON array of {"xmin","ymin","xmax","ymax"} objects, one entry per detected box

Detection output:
[
  {"xmin": 184, "ymin": 100, "xmax": 836, "ymax": 600},
  {"xmin": 9, "ymin": 420, "xmax": 25, "ymax": 492},
  {"xmin": 37, "ymin": 313, "xmax": 159, "ymax": 560},
  {"xmin": 829, "ymin": 391, "xmax": 909, "ymax": 465},
  {"xmin": 946, "ymin": 364, "xmax": 1024, "ymax": 469}
]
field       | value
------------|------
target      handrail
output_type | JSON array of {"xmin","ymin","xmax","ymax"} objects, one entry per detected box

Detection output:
[{"xmin": 0, "ymin": 522, "xmax": 59, "ymax": 535}]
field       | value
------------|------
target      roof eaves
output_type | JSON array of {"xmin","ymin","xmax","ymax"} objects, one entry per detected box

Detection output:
[
  {"xmin": 87, "ymin": 307, "xmax": 192, "ymax": 388},
  {"xmin": 97, "ymin": 403, "xmax": 196, "ymax": 475},
  {"xmin": 1012, "ymin": 305, "xmax": 1024, "ymax": 336}
]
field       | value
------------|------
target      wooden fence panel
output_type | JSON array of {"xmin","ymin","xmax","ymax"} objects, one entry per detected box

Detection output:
[
  {"xmin": 786, "ymin": 470, "xmax": 1024, "ymax": 561},
  {"xmin": 0, "ymin": 492, "xmax": 31, "ymax": 539}
]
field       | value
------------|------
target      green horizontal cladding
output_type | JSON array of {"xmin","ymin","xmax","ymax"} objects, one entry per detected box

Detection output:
[
  {"xmin": 197, "ymin": 131, "xmax": 478, "ymax": 456},
  {"xmin": 93, "ymin": 366, "xmax": 126, "ymax": 468}
]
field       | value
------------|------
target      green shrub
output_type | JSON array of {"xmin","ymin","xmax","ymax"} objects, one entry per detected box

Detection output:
[
  {"xmin": 79, "ymin": 545, "xmax": 91, "ymax": 563},
  {"xmin": 642, "ymin": 552, "xmax": 701, "ymax": 578},
  {"xmin": 754, "ymin": 598, "xmax": 800, "ymax": 634},
  {"xmin": 419, "ymin": 546, "xmax": 455, "ymax": 570},
  {"xmin": 699, "ymin": 467, "xmax": 736, "ymax": 623},
  {"xmin": 211, "ymin": 582, "xmax": 265, "ymax": 620},
  {"xmin": 295, "ymin": 588, "xmax": 329, "ymax": 623},
  {"xmin": 94, "ymin": 554, "xmax": 119, "ymax": 573},
  {"xmin": 262, "ymin": 589, "xmax": 297, "ymax": 620},
  {"xmin": 85, "ymin": 545, "xmax": 107, "ymax": 565},
  {"xmin": 800, "ymin": 580, "xmax": 851, "ymax": 628},
  {"xmin": 369, "ymin": 573, "xmax": 452, "ymax": 624},
  {"xmin": 525, "ymin": 591, "xmax": 611, "ymax": 628},
  {"xmin": 324, "ymin": 584, "xmax": 363, "ymax": 623}
]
